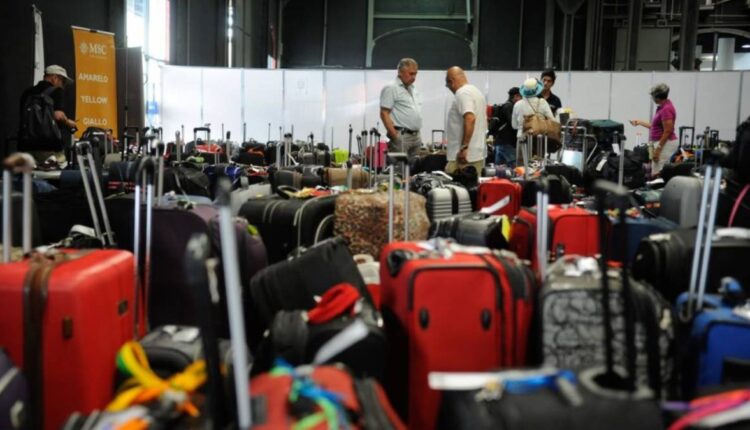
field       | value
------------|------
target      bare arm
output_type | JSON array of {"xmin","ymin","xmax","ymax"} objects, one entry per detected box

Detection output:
[
  {"xmin": 629, "ymin": 119, "xmax": 652, "ymax": 129},
  {"xmin": 462, "ymin": 113, "xmax": 476, "ymax": 147},
  {"xmin": 380, "ymin": 107, "xmax": 399, "ymax": 141}
]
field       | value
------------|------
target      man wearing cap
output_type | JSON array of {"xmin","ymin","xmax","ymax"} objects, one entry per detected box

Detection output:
[
  {"xmin": 493, "ymin": 87, "xmax": 522, "ymax": 167},
  {"xmin": 444, "ymin": 66, "xmax": 488, "ymax": 175},
  {"xmin": 19, "ymin": 65, "xmax": 76, "ymax": 166},
  {"xmin": 380, "ymin": 58, "xmax": 423, "ymax": 163}
]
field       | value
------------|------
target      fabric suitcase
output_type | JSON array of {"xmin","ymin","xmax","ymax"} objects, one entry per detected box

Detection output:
[
  {"xmin": 248, "ymin": 238, "xmax": 369, "ymax": 348},
  {"xmin": 584, "ymin": 150, "xmax": 646, "ymax": 192},
  {"xmin": 0, "ymin": 250, "xmax": 137, "ymax": 430},
  {"xmin": 545, "ymin": 161, "xmax": 583, "ymax": 186},
  {"xmin": 429, "ymin": 212, "xmax": 509, "ymax": 250},
  {"xmin": 379, "ymin": 241, "xmax": 536, "ymax": 430},
  {"xmin": 590, "ymin": 119, "xmax": 624, "ymax": 148},
  {"xmin": 0, "ymin": 348, "xmax": 27, "ymax": 430},
  {"xmin": 435, "ymin": 369, "xmax": 662, "ymax": 430},
  {"xmin": 425, "ymin": 184, "xmax": 473, "ymax": 221},
  {"xmin": 411, "ymin": 151, "xmax": 447, "ymax": 175},
  {"xmin": 148, "ymin": 202, "xmax": 267, "ymax": 336},
  {"xmin": 676, "ymin": 291, "xmax": 750, "ymax": 396},
  {"xmin": 538, "ymin": 255, "xmax": 675, "ymax": 397},
  {"xmin": 520, "ymin": 174, "xmax": 573, "ymax": 206},
  {"xmin": 632, "ymin": 228, "xmax": 750, "ymax": 301},
  {"xmin": 324, "ymin": 167, "xmax": 370, "ymax": 189},
  {"xmin": 609, "ymin": 216, "xmax": 678, "ymax": 263},
  {"xmin": 239, "ymin": 194, "xmax": 336, "ymax": 263},
  {"xmin": 334, "ymin": 190, "xmax": 430, "ymax": 259},
  {"xmin": 250, "ymin": 364, "xmax": 406, "ymax": 430},
  {"xmin": 270, "ymin": 168, "xmax": 323, "ymax": 191},
  {"xmin": 476, "ymin": 178, "xmax": 523, "ymax": 218},
  {"xmin": 509, "ymin": 205, "xmax": 599, "ymax": 270},
  {"xmin": 661, "ymin": 161, "xmax": 696, "ymax": 183},
  {"xmin": 660, "ymin": 175, "xmax": 702, "ymax": 227}
]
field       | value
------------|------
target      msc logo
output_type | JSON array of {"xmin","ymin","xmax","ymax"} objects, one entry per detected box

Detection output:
[{"xmin": 79, "ymin": 42, "xmax": 107, "ymax": 56}]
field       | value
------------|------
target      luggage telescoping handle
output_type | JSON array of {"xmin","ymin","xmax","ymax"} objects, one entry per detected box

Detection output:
[
  {"xmin": 348, "ymin": 124, "xmax": 353, "ymax": 162},
  {"xmin": 2, "ymin": 153, "xmax": 35, "ymax": 262},
  {"xmin": 184, "ymin": 233, "xmax": 228, "ymax": 429},
  {"xmin": 194, "ymin": 127, "xmax": 211, "ymax": 143},
  {"xmin": 686, "ymin": 164, "xmax": 723, "ymax": 318},
  {"xmin": 123, "ymin": 126, "xmax": 141, "ymax": 158},
  {"xmin": 215, "ymin": 178, "xmax": 252, "ymax": 429},
  {"xmin": 594, "ymin": 179, "xmax": 638, "ymax": 392},
  {"xmin": 132, "ymin": 156, "xmax": 157, "ymax": 337},
  {"xmin": 535, "ymin": 177, "xmax": 550, "ymax": 281},
  {"xmin": 75, "ymin": 140, "xmax": 115, "ymax": 247},
  {"xmin": 387, "ymin": 152, "xmax": 410, "ymax": 243},
  {"xmin": 155, "ymin": 142, "xmax": 166, "ymax": 200},
  {"xmin": 615, "ymin": 132, "xmax": 625, "ymax": 187}
]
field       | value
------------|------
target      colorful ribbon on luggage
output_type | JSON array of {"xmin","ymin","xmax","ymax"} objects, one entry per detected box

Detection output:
[
  {"xmin": 270, "ymin": 359, "xmax": 350, "ymax": 430},
  {"xmin": 107, "ymin": 341, "xmax": 206, "ymax": 416},
  {"xmin": 667, "ymin": 389, "xmax": 750, "ymax": 430}
]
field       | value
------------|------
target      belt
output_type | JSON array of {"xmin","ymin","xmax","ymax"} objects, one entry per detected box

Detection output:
[{"xmin": 395, "ymin": 127, "xmax": 418, "ymax": 135}]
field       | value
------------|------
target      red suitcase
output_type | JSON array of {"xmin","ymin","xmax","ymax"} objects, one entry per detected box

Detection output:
[
  {"xmin": 379, "ymin": 241, "xmax": 536, "ymax": 430},
  {"xmin": 1, "ymin": 153, "xmax": 138, "ymax": 430},
  {"xmin": 476, "ymin": 178, "xmax": 523, "ymax": 218},
  {"xmin": 509, "ymin": 204, "xmax": 599, "ymax": 271}
]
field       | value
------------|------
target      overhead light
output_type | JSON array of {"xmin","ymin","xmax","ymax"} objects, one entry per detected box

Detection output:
[{"xmin": 743, "ymin": 44, "xmax": 750, "ymax": 48}]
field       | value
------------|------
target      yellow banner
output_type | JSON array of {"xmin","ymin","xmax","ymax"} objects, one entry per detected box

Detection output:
[{"xmin": 72, "ymin": 27, "xmax": 118, "ymax": 138}]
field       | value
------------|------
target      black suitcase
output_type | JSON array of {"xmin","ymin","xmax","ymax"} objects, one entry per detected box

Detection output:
[
  {"xmin": 429, "ymin": 212, "xmax": 508, "ymax": 250},
  {"xmin": 238, "ymin": 193, "xmax": 336, "ymax": 264},
  {"xmin": 632, "ymin": 227, "xmax": 750, "ymax": 301},
  {"xmin": 521, "ymin": 174, "xmax": 572, "ymax": 206},
  {"xmin": 247, "ymin": 238, "xmax": 369, "ymax": 348}
]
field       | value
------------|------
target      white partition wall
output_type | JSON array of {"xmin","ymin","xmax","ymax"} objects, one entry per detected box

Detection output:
[
  {"xmin": 283, "ymin": 70, "xmax": 325, "ymax": 142},
  {"xmin": 161, "ymin": 66, "xmax": 203, "ymax": 139},
  {"xmin": 201, "ymin": 68, "xmax": 242, "ymax": 141},
  {"xmin": 324, "ymin": 70, "xmax": 366, "ymax": 152},
  {"xmin": 243, "ymin": 70, "xmax": 284, "ymax": 142},
  {"xmin": 159, "ymin": 66, "xmax": 746, "ymax": 146},
  {"xmin": 695, "ymin": 72, "xmax": 742, "ymax": 140}
]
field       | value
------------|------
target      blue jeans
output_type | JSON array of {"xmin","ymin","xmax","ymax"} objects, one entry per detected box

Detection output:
[{"xmin": 495, "ymin": 143, "xmax": 516, "ymax": 167}]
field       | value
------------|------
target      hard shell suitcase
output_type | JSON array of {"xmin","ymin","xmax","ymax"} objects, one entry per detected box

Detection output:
[
  {"xmin": 1, "ymin": 153, "xmax": 139, "ymax": 430},
  {"xmin": 425, "ymin": 184, "xmax": 473, "ymax": 221},
  {"xmin": 660, "ymin": 175, "xmax": 703, "ymax": 227},
  {"xmin": 609, "ymin": 216, "xmax": 678, "ymax": 263},
  {"xmin": 379, "ymin": 241, "xmax": 536, "ymax": 430}
]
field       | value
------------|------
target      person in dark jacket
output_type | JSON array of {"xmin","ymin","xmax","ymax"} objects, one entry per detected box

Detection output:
[
  {"xmin": 540, "ymin": 69, "xmax": 563, "ymax": 116},
  {"xmin": 492, "ymin": 87, "xmax": 521, "ymax": 167}
]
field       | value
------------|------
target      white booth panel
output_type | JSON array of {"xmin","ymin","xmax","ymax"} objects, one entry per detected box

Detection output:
[
  {"xmin": 609, "ymin": 73, "xmax": 653, "ymax": 146},
  {"xmin": 417, "ymin": 70, "xmax": 452, "ymax": 141},
  {"xmin": 553, "ymin": 72, "xmax": 572, "ymax": 111},
  {"xmin": 652, "ymin": 72, "xmax": 696, "ymax": 133},
  {"xmin": 568, "ymin": 72, "xmax": 611, "ymax": 121},
  {"xmin": 487, "ymin": 72, "xmax": 527, "ymax": 105},
  {"xmin": 324, "ymin": 71, "xmax": 366, "ymax": 153},
  {"xmin": 160, "ymin": 65, "xmax": 203, "ymax": 140},
  {"xmin": 364, "ymin": 70, "xmax": 395, "ymax": 134},
  {"xmin": 242, "ymin": 70, "xmax": 283, "ymax": 142},
  {"xmin": 696, "ymin": 72, "xmax": 742, "ymax": 140},
  {"xmin": 201, "ymin": 68, "xmax": 242, "ymax": 142},
  {"xmin": 740, "ymin": 72, "xmax": 750, "ymax": 126},
  {"xmin": 283, "ymin": 70, "xmax": 325, "ymax": 142}
]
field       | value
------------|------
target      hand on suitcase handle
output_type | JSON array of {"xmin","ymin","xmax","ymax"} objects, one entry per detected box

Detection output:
[{"xmin": 3, "ymin": 153, "xmax": 36, "ymax": 173}]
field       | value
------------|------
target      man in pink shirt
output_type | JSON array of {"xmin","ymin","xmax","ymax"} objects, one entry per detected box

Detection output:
[{"xmin": 630, "ymin": 83, "xmax": 678, "ymax": 175}]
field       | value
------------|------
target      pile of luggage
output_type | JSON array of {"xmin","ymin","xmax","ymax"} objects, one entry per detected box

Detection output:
[{"xmin": 0, "ymin": 115, "xmax": 749, "ymax": 430}]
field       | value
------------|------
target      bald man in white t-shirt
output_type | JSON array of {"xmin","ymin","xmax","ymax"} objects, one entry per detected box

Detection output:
[{"xmin": 444, "ymin": 66, "xmax": 487, "ymax": 175}]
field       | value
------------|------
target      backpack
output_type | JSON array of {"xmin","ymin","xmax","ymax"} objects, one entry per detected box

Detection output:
[{"xmin": 20, "ymin": 85, "xmax": 62, "ymax": 150}]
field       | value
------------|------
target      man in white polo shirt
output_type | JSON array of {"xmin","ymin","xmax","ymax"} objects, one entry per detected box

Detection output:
[
  {"xmin": 380, "ymin": 58, "xmax": 423, "ymax": 162},
  {"xmin": 444, "ymin": 66, "xmax": 487, "ymax": 175}
]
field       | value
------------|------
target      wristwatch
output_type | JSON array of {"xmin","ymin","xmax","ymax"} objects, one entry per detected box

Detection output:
[{"xmin": 460, "ymin": 145, "xmax": 468, "ymax": 151}]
